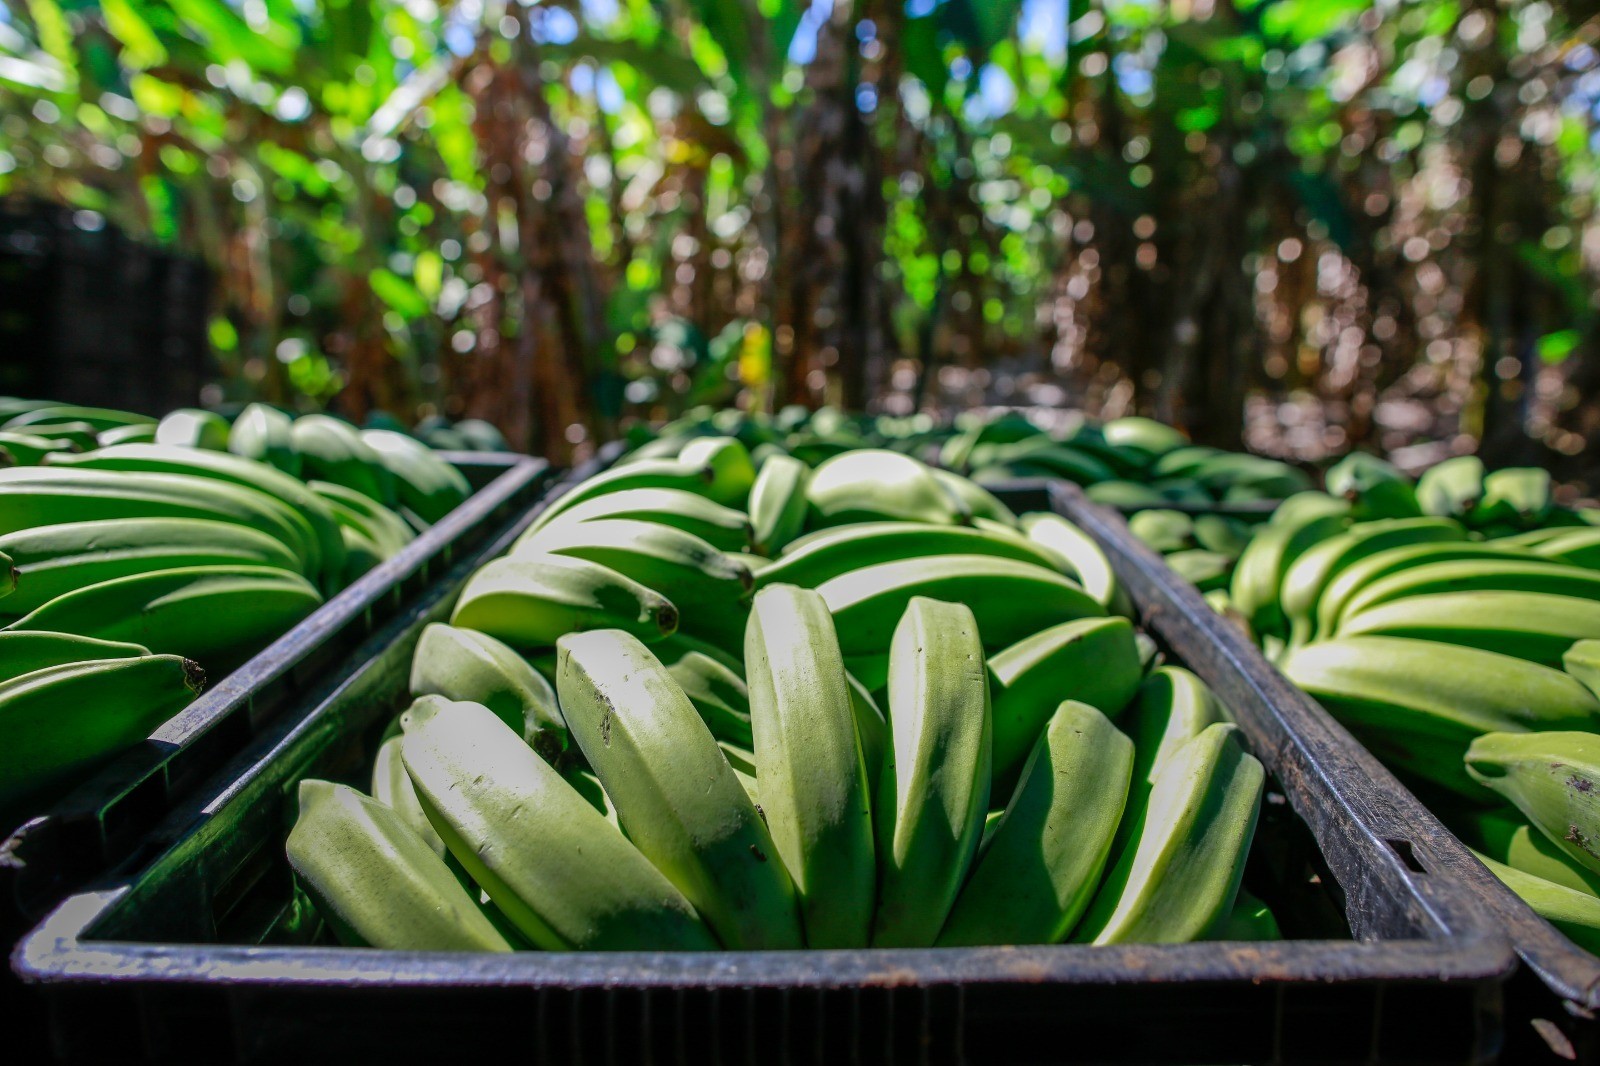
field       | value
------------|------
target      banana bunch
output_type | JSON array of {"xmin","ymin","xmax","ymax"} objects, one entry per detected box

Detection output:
[
  {"xmin": 287, "ymin": 441, "xmax": 1269, "ymax": 953},
  {"xmin": 1127, "ymin": 508, "xmax": 1259, "ymax": 596}
]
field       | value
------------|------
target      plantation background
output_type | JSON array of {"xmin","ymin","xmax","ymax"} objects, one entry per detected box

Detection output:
[{"xmin": 1, "ymin": 0, "xmax": 1597, "ymax": 483}]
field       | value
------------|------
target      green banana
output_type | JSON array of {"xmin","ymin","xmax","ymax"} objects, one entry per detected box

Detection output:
[
  {"xmin": 7, "ymin": 564, "xmax": 323, "ymax": 671},
  {"xmin": 13, "ymin": 422, "xmax": 95, "ymax": 451},
  {"xmin": 410, "ymin": 623, "xmax": 567, "ymax": 760},
  {"xmin": 154, "ymin": 408, "xmax": 230, "ymax": 450},
  {"xmin": 1473, "ymin": 851, "xmax": 1600, "ymax": 956},
  {"xmin": 0, "ymin": 630, "xmax": 148, "ymax": 682},
  {"xmin": 937, "ymin": 701, "xmax": 1133, "ymax": 946},
  {"xmin": 819, "ymin": 554, "xmax": 1105, "ymax": 658},
  {"xmin": 1192, "ymin": 514, "xmax": 1253, "ymax": 557},
  {"xmin": 744, "ymin": 584, "xmax": 875, "ymax": 947},
  {"xmin": 1460, "ymin": 809, "xmax": 1600, "ymax": 896},
  {"xmin": 42, "ymin": 445, "xmax": 341, "ymax": 580},
  {"xmin": 0, "ymin": 654, "xmax": 204, "ymax": 810},
  {"xmin": 515, "ymin": 518, "xmax": 751, "ymax": 611},
  {"xmin": 0, "ymin": 466, "xmax": 319, "ymax": 574},
  {"xmin": 1313, "ymin": 541, "xmax": 1543, "ymax": 636},
  {"xmin": 873, "ymin": 597, "xmax": 992, "ymax": 948},
  {"xmin": 1102, "ymin": 416, "xmax": 1188, "ymax": 462},
  {"xmin": 1416, "ymin": 455, "xmax": 1485, "ymax": 519},
  {"xmin": 747, "ymin": 453, "xmax": 811, "ymax": 556},
  {"xmin": 96, "ymin": 423, "xmax": 156, "ymax": 447},
  {"xmin": 1466, "ymin": 731, "xmax": 1600, "ymax": 877},
  {"xmin": 665, "ymin": 648, "xmax": 754, "ymax": 748},
  {"xmin": 1325, "ymin": 452, "xmax": 1420, "ymax": 519},
  {"xmin": 309, "ymin": 479, "xmax": 415, "ymax": 558},
  {"xmin": 1100, "ymin": 667, "xmax": 1224, "ymax": 886},
  {"xmin": 1083, "ymin": 481, "xmax": 1169, "ymax": 508},
  {"xmin": 1469, "ymin": 467, "xmax": 1553, "ymax": 529},
  {"xmin": 290, "ymin": 414, "xmax": 396, "ymax": 506},
  {"xmin": 1534, "ymin": 529, "xmax": 1600, "ymax": 571},
  {"xmin": 0, "ymin": 549, "xmax": 11, "ymax": 599},
  {"xmin": 556, "ymin": 630, "xmax": 801, "ymax": 948},
  {"xmin": 0, "ymin": 432, "xmax": 75, "ymax": 465},
  {"xmin": 1337, "ymin": 591, "xmax": 1600, "ymax": 667},
  {"xmin": 1129, "ymin": 509, "xmax": 1195, "ymax": 553},
  {"xmin": 1018, "ymin": 512, "xmax": 1131, "ymax": 615},
  {"xmin": 338, "ymin": 525, "xmax": 384, "ymax": 584},
  {"xmin": 360, "ymin": 429, "xmax": 471, "ymax": 525},
  {"xmin": 401, "ymin": 696, "xmax": 717, "ymax": 950},
  {"xmin": 988, "ymin": 616, "xmax": 1143, "ymax": 791},
  {"xmin": 1283, "ymin": 638, "xmax": 1600, "ymax": 796},
  {"xmin": 529, "ymin": 487, "xmax": 752, "ymax": 553},
  {"xmin": 1333, "ymin": 558, "xmax": 1600, "ymax": 630},
  {"xmin": 805, "ymin": 449, "xmax": 968, "ymax": 527},
  {"xmin": 675, "ymin": 436, "xmax": 758, "ymax": 507},
  {"xmin": 1211, "ymin": 889, "xmax": 1282, "ymax": 941},
  {"xmin": 5, "ymin": 404, "xmax": 153, "ymax": 432},
  {"xmin": 1076, "ymin": 723, "xmax": 1263, "ymax": 944},
  {"xmin": 1166, "ymin": 549, "xmax": 1233, "ymax": 592},
  {"xmin": 0, "ymin": 518, "xmax": 303, "ymax": 617},
  {"xmin": 1278, "ymin": 517, "xmax": 1467, "ymax": 644},
  {"xmin": 1567, "ymin": 640, "xmax": 1600, "ymax": 699},
  {"xmin": 755, "ymin": 521, "xmax": 1068, "ymax": 591},
  {"xmin": 370, "ymin": 734, "xmax": 447, "ymax": 858},
  {"xmin": 449, "ymin": 555, "xmax": 678, "ymax": 650},
  {"xmin": 932, "ymin": 469, "xmax": 1019, "ymax": 526},
  {"xmin": 229, "ymin": 403, "xmax": 301, "ymax": 476},
  {"xmin": 532, "ymin": 459, "xmax": 747, "ymax": 532},
  {"xmin": 847, "ymin": 673, "xmax": 888, "ymax": 794},
  {"xmin": 286, "ymin": 779, "xmax": 509, "ymax": 951},
  {"xmin": 1228, "ymin": 500, "xmax": 1349, "ymax": 637}
]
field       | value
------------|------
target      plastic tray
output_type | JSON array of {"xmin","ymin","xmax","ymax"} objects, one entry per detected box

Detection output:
[
  {"xmin": 13, "ymin": 470, "xmax": 1514, "ymax": 1064},
  {"xmin": 0, "ymin": 453, "xmax": 550, "ymax": 927}
]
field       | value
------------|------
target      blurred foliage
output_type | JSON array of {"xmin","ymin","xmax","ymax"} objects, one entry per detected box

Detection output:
[{"xmin": 0, "ymin": 0, "xmax": 1597, "ymax": 482}]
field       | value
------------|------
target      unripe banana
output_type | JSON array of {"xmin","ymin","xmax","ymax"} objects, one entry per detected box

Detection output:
[
  {"xmin": 1211, "ymin": 888, "xmax": 1282, "ymax": 941},
  {"xmin": 401, "ymin": 696, "xmax": 717, "ymax": 950},
  {"xmin": 6, "ymin": 404, "xmax": 153, "ymax": 433},
  {"xmin": 285, "ymin": 779, "xmax": 512, "ymax": 952},
  {"xmin": 532, "ymin": 459, "xmax": 734, "ymax": 532},
  {"xmin": 1193, "ymin": 515, "xmax": 1253, "ymax": 557},
  {"xmin": 7, "ymin": 564, "xmax": 323, "ymax": 672},
  {"xmin": 1228, "ymin": 501, "xmax": 1349, "ymax": 637},
  {"xmin": 450, "ymin": 555, "xmax": 678, "ymax": 650},
  {"xmin": 1567, "ymin": 640, "xmax": 1600, "ymax": 699},
  {"xmin": 747, "ymin": 453, "xmax": 811, "ymax": 556},
  {"xmin": 1466, "ymin": 731, "xmax": 1600, "ymax": 877},
  {"xmin": 1099, "ymin": 667, "xmax": 1224, "ymax": 889},
  {"xmin": 1018, "ymin": 511, "xmax": 1131, "ymax": 615},
  {"xmin": 96, "ymin": 423, "xmax": 155, "ymax": 447},
  {"xmin": 0, "ymin": 518, "xmax": 303, "ymax": 616},
  {"xmin": 310, "ymin": 479, "xmax": 415, "ymax": 558},
  {"xmin": 937, "ymin": 701, "xmax": 1133, "ymax": 946},
  {"xmin": 0, "ymin": 431, "xmax": 74, "ymax": 465},
  {"xmin": 743, "ymin": 584, "xmax": 875, "ymax": 947},
  {"xmin": 846, "ymin": 673, "xmax": 888, "ymax": 794},
  {"xmin": 556, "ymin": 630, "xmax": 801, "ymax": 949},
  {"xmin": 1278, "ymin": 517, "xmax": 1467, "ymax": 644},
  {"xmin": 1314, "ymin": 541, "xmax": 1543, "ymax": 636},
  {"xmin": 675, "ymin": 436, "xmax": 758, "ymax": 507},
  {"xmin": 229, "ymin": 403, "xmax": 301, "ymax": 476},
  {"xmin": 1416, "ymin": 455, "xmax": 1485, "ymax": 519},
  {"xmin": 931, "ymin": 469, "xmax": 1018, "ymax": 526},
  {"xmin": 0, "ymin": 654, "xmax": 204, "ymax": 810},
  {"xmin": 1075, "ymin": 723, "xmax": 1263, "ymax": 944},
  {"xmin": 806, "ymin": 449, "xmax": 968, "ymax": 527},
  {"xmin": 970, "ymin": 446, "xmax": 1117, "ymax": 486},
  {"xmin": 1473, "ymin": 850, "xmax": 1600, "ymax": 956},
  {"xmin": 339, "ymin": 525, "xmax": 384, "ymax": 584},
  {"xmin": 1283, "ymin": 638, "xmax": 1600, "ymax": 796},
  {"xmin": 1102, "ymin": 416, "xmax": 1187, "ymax": 462},
  {"xmin": 0, "ymin": 466, "xmax": 318, "ymax": 574},
  {"xmin": 514, "ymin": 518, "xmax": 751, "ymax": 613},
  {"xmin": 756, "ymin": 521, "xmax": 1066, "ymax": 593},
  {"xmin": 988, "ymin": 617, "xmax": 1143, "ymax": 791},
  {"xmin": 665, "ymin": 649, "xmax": 753, "ymax": 748},
  {"xmin": 290, "ymin": 414, "xmax": 396, "ymax": 506},
  {"xmin": 22, "ymin": 421, "xmax": 97, "ymax": 452},
  {"xmin": 873, "ymin": 597, "xmax": 991, "ymax": 948},
  {"xmin": 370, "ymin": 735, "xmax": 447, "ymax": 858},
  {"xmin": 410, "ymin": 623, "xmax": 567, "ymax": 760},
  {"xmin": 1129, "ymin": 509, "xmax": 1195, "ymax": 554},
  {"xmin": 1166, "ymin": 549, "xmax": 1234, "ymax": 592},
  {"xmin": 0, "ymin": 630, "xmax": 148, "ymax": 682},
  {"xmin": 1336, "ymin": 590, "xmax": 1600, "ymax": 667},
  {"xmin": 1325, "ymin": 452, "xmax": 1421, "ymax": 519},
  {"xmin": 1461, "ymin": 809, "xmax": 1600, "ymax": 897},
  {"xmin": 819, "ymin": 555, "xmax": 1104, "ymax": 658},
  {"xmin": 530, "ymin": 487, "xmax": 752, "ymax": 552},
  {"xmin": 1534, "ymin": 529, "xmax": 1600, "ymax": 571},
  {"xmin": 44, "ymin": 443, "xmax": 343, "ymax": 581},
  {"xmin": 360, "ymin": 429, "xmax": 471, "ymax": 524},
  {"xmin": 1469, "ymin": 467, "xmax": 1553, "ymax": 529},
  {"xmin": 155, "ymin": 408, "xmax": 230, "ymax": 451}
]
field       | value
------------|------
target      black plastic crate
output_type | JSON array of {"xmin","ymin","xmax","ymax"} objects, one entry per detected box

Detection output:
[
  {"xmin": 12, "ymin": 468, "xmax": 1514, "ymax": 1064},
  {"xmin": 0, "ymin": 453, "xmax": 550, "ymax": 927},
  {"xmin": 1048, "ymin": 479, "xmax": 1600, "ymax": 1056}
]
